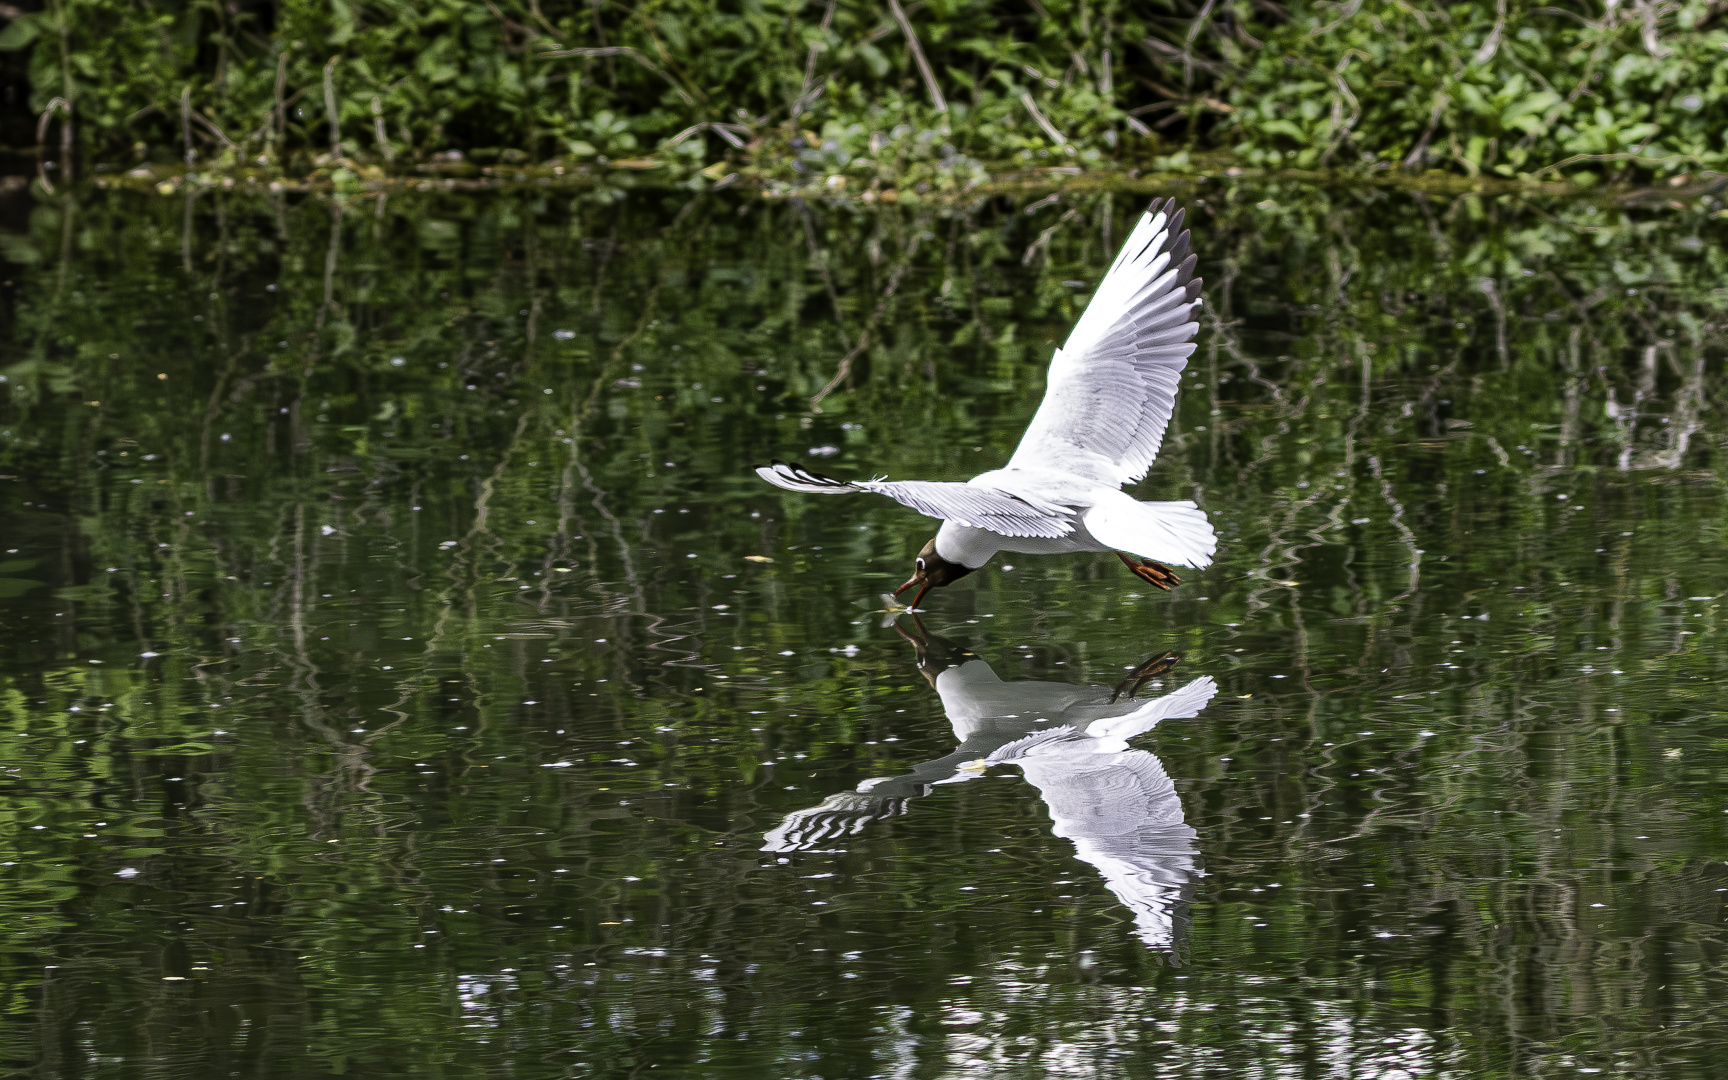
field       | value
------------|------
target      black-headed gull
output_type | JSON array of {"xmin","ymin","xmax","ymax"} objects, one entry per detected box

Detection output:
[{"xmin": 757, "ymin": 198, "xmax": 1216, "ymax": 607}]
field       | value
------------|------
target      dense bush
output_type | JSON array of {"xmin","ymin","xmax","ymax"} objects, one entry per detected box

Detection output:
[{"xmin": 1, "ymin": 0, "xmax": 1725, "ymax": 183}]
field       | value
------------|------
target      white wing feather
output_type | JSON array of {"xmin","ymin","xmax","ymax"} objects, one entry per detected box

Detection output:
[
  {"xmin": 755, "ymin": 461, "xmax": 1075, "ymax": 539},
  {"xmin": 1008, "ymin": 198, "xmax": 1203, "ymax": 486}
]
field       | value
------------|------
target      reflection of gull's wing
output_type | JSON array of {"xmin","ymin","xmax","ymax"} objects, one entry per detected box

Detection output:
[
  {"xmin": 761, "ymin": 787, "xmax": 910, "ymax": 852},
  {"xmin": 1069, "ymin": 826, "xmax": 1201, "ymax": 952},
  {"xmin": 991, "ymin": 675, "xmax": 1216, "ymax": 952}
]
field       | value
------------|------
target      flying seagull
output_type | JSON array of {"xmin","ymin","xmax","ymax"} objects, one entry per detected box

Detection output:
[{"xmin": 756, "ymin": 198, "xmax": 1216, "ymax": 608}]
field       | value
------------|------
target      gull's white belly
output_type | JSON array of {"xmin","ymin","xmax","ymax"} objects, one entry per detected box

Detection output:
[
  {"xmin": 935, "ymin": 520, "xmax": 1108, "ymax": 567},
  {"xmin": 929, "ymin": 466, "xmax": 1216, "ymax": 570},
  {"xmin": 930, "ymin": 467, "xmax": 1115, "ymax": 566}
]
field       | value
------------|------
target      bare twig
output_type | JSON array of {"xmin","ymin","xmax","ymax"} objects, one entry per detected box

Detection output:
[
  {"xmin": 1310, "ymin": 0, "xmax": 1364, "ymax": 36},
  {"xmin": 181, "ymin": 86, "xmax": 196, "ymax": 166},
  {"xmin": 371, "ymin": 95, "xmax": 394, "ymax": 162},
  {"xmin": 1401, "ymin": 92, "xmax": 1448, "ymax": 168},
  {"xmin": 1636, "ymin": 0, "xmax": 1672, "ymax": 57},
  {"xmin": 35, "ymin": 96, "xmax": 72, "ymax": 194},
  {"xmin": 539, "ymin": 46, "xmax": 696, "ymax": 105},
  {"xmin": 273, "ymin": 50, "xmax": 289, "ymax": 156},
  {"xmin": 792, "ymin": 0, "xmax": 839, "ymax": 119},
  {"xmin": 664, "ymin": 121, "xmax": 749, "ymax": 150},
  {"xmin": 1540, "ymin": 151, "xmax": 1701, "ymax": 174},
  {"xmin": 1318, "ymin": 53, "xmax": 1363, "ymax": 165},
  {"xmin": 1183, "ymin": 0, "xmax": 1221, "ymax": 88},
  {"xmin": 1473, "ymin": 0, "xmax": 1508, "ymax": 64},
  {"xmin": 323, "ymin": 56, "xmax": 341, "ymax": 158},
  {"xmin": 887, "ymin": 0, "xmax": 947, "ymax": 112},
  {"xmin": 189, "ymin": 106, "xmax": 238, "ymax": 150},
  {"xmin": 1019, "ymin": 91, "xmax": 1068, "ymax": 145}
]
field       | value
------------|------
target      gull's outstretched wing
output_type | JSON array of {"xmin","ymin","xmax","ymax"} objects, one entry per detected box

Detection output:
[
  {"xmin": 1008, "ymin": 198, "xmax": 1203, "ymax": 486},
  {"xmin": 755, "ymin": 461, "xmax": 1075, "ymax": 539}
]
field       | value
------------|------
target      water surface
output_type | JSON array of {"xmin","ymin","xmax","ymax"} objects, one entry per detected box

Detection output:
[{"xmin": 1, "ymin": 182, "xmax": 1726, "ymax": 1077}]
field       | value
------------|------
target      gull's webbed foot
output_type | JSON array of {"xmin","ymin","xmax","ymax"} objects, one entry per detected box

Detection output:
[
  {"xmin": 1116, "ymin": 551, "xmax": 1182, "ymax": 591},
  {"xmin": 1111, "ymin": 650, "xmax": 1182, "ymax": 703}
]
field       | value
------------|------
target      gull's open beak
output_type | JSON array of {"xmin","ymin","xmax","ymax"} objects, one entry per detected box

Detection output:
[{"xmin": 894, "ymin": 572, "xmax": 931, "ymax": 610}]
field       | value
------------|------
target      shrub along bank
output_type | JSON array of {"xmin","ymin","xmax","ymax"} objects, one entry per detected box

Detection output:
[{"xmin": 1, "ymin": 0, "xmax": 1725, "ymax": 192}]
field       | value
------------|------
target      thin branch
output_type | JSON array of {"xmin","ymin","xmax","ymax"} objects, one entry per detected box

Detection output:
[
  {"xmin": 539, "ymin": 47, "xmax": 696, "ymax": 105},
  {"xmin": 1019, "ymin": 91, "xmax": 1068, "ymax": 145},
  {"xmin": 181, "ymin": 86, "xmax": 196, "ymax": 166},
  {"xmin": 190, "ymin": 106, "xmax": 238, "ymax": 150},
  {"xmin": 792, "ymin": 0, "xmax": 839, "ymax": 119},
  {"xmin": 1401, "ymin": 92, "xmax": 1448, "ymax": 169},
  {"xmin": 1473, "ymin": 0, "xmax": 1507, "ymax": 64},
  {"xmin": 886, "ymin": 0, "xmax": 947, "ymax": 113},
  {"xmin": 664, "ymin": 121, "xmax": 749, "ymax": 150},
  {"xmin": 1540, "ymin": 151, "xmax": 1701, "ymax": 174},
  {"xmin": 323, "ymin": 56, "xmax": 341, "ymax": 158},
  {"xmin": 35, "ymin": 96, "xmax": 71, "ymax": 195}
]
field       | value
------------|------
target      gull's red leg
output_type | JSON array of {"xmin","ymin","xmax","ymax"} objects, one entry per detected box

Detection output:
[
  {"xmin": 1115, "ymin": 551, "xmax": 1182, "ymax": 591},
  {"xmin": 1110, "ymin": 650, "xmax": 1182, "ymax": 703}
]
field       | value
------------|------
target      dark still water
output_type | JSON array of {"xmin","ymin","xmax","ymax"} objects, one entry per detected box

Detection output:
[{"xmin": 1, "ymin": 180, "xmax": 1725, "ymax": 1078}]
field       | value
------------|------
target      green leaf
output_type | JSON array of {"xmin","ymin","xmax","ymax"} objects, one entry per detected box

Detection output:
[{"xmin": 0, "ymin": 15, "xmax": 39, "ymax": 52}]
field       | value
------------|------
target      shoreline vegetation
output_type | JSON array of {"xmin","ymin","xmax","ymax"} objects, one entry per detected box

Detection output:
[{"xmin": 2, "ymin": 0, "xmax": 1725, "ymax": 200}]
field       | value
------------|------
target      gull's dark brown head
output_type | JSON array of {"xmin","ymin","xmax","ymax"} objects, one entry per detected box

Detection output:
[{"xmin": 894, "ymin": 538, "xmax": 975, "ymax": 609}]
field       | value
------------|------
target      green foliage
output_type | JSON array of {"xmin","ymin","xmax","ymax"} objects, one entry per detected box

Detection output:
[
  {"xmin": 1213, "ymin": 0, "xmax": 1728, "ymax": 181},
  {"xmin": 5, "ymin": 0, "xmax": 1723, "ymax": 183}
]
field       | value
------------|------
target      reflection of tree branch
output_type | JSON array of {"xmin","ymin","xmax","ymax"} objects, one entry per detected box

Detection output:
[
  {"xmin": 1367, "ymin": 454, "xmax": 1421, "ymax": 605},
  {"xmin": 811, "ymin": 213, "xmax": 931, "ymax": 409},
  {"xmin": 795, "ymin": 200, "xmax": 847, "ymax": 330},
  {"xmin": 1021, "ymin": 207, "xmax": 1080, "ymax": 266}
]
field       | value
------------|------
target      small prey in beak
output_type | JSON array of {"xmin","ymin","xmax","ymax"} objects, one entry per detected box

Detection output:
[{"xmin": 892, "ymin": 571, "xmax": 932, "ymax": 612}]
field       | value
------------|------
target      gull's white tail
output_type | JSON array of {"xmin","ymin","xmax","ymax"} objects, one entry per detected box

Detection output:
[{"xmin": 1082, "ymin": 490, "xmax": 1217, "ymax": 568}]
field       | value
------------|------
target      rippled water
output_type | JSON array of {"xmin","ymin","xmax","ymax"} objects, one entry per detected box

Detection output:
[{"xmin": 1, "ymin": 181, "xmax": 1725, "ymax": 1077}]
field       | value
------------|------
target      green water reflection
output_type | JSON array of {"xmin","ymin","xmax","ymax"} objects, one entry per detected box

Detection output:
[{"xmin": 1, "ymin": 182, "xmax": 1726, "ymax": 1078}]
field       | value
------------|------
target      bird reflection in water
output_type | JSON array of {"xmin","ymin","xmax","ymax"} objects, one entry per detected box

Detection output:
[{"xmin": 764, "ymin": 618, "xmax": 1217, "ymax": 954}]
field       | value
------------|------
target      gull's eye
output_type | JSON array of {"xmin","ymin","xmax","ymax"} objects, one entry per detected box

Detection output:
[{"xmin": 916, "ymin": 558, "xmax": 926, "ymax": 571}]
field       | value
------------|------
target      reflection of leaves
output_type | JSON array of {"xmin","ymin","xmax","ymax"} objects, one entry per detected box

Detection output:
[
  {"xmin": 0, "ymin": 359, "xmax": 78, "ymax": 396},
  {"xmin": 0, "ymin": 578, "xmax": 44, "ymax": 598},
  {"xmin": 0, "ymin": 557, "xmax": 43, "ymax": 598},
  {"xmin": 0, "ymin": 188, "xmax": 1723, "ymax": 1070}
]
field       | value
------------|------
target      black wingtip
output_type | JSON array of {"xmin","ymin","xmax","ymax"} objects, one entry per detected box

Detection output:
[
  {"xmin": 768, "ymin": 459, "xmax": 847, "ymax": 486},
  {"xmin": 1184, "ymin": 274, "xmax": 1204, "ymax": 301},
  {"xmin": 1173, "ymin": 252, "xmax": 1199, "ymax": 288},
  {"xmin": 1168, "ymin": 229, "xmax": 1194, "ymax": 268}
]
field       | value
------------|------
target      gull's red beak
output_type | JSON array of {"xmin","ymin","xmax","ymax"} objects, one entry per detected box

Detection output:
[{"xmin": 894, "ymin": 572, "xmax": 931, "ymax": 609}]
